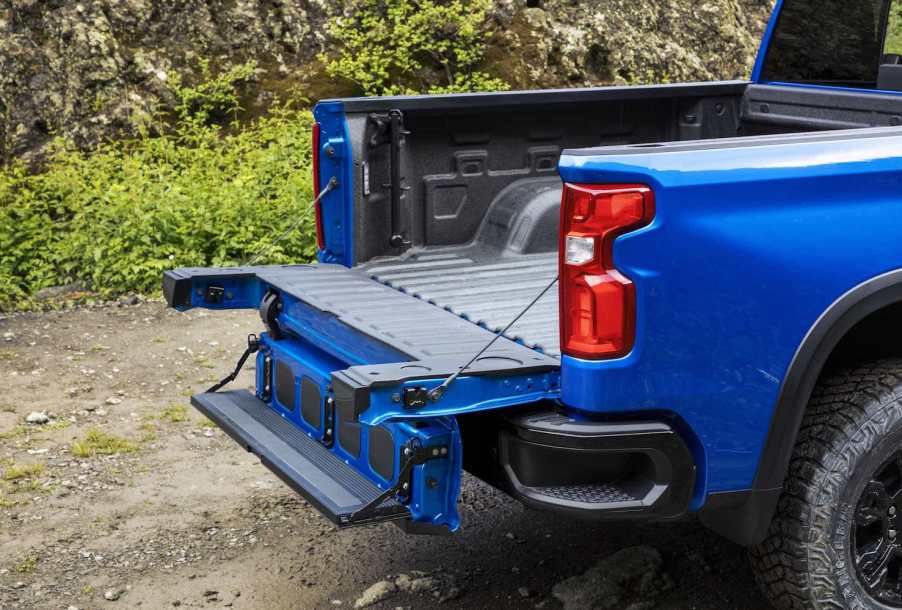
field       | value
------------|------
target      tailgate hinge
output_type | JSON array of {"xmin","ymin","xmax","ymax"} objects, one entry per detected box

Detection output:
[
  {"xmin": 322, "ymin": 395, "xmax": 336, "ymax": 448},
  {"xmin": 344, "ymin": 440, "xmax": 448, "ymax": 525}
]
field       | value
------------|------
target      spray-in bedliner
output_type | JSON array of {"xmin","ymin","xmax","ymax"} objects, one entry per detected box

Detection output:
[{"xmin": 360, "ymin": 250, "xmax": 560, "ymax": 357}]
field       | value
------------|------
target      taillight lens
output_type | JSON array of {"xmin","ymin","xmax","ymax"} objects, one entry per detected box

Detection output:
[
  {"xmin": 559, "ymin": 183, "xmax": 655, "ymax": 359},
  {"xmin": 312, "ymin": 122, "xmax": 325, "ymax": 250}
]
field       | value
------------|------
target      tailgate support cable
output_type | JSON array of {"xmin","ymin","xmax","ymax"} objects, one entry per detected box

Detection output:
[
  {"xmin": 206, "ymin": 178, "xmax": 338, "ymax": 393},
  {"xmin": 244, "ymin": 176, "xmax": 338, "ymax": 266},
  {"xmin": 428, "ymin": 274, "xmax": 560, "ymax": 403}
]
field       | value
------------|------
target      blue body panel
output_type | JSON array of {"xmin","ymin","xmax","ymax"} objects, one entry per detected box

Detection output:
[
  {"xmin": 558, "ymin": 131, "xmax": 902, "ymax": 500},
  {"xmin": 313, "ymin": 101, "xmax": 354, "ymax": 266}
]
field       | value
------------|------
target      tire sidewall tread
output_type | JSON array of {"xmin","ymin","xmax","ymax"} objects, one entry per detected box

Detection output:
[{"xmin": 752, "ymin": 360, "xmax": 902, "ymax": 610}]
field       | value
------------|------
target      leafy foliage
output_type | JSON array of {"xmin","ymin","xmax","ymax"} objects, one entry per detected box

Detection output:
[
  {"xmin": 887, "ymin": 2, "xmax": 902, "ymax": 56},
  {"xmin": 0, "ymin": 63, "xmax": 316, "ymax": 311},
  {"xmin": 323, "ymin": 0, "xmax": 508, "ymax": 95}
]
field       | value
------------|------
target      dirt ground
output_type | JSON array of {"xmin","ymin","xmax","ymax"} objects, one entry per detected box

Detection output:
[{"xmin": 0, "ymin": 301, "xmax": 770, "ymax": 610}]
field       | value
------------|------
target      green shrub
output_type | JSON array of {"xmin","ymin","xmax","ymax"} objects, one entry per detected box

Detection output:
[
  {"xmin": 324, "ymin": 0, "xmax": 508, "ymax": 96},
  {"xmin": 0, "ymin": 63, "xmax": 317, "ymax": 311}
]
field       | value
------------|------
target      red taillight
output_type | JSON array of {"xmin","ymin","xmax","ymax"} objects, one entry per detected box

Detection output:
[
  {"xmin": 312, "ymin": 122, "xmax": 325, "ymax": 250},
  {"xmin": 559, "ymin": 183, "xmax": 655, "ymax": 359}
]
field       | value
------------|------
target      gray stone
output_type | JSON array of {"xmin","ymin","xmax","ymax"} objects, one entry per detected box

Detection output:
[
  {"xmin": 26, "ymin": 411, "xmax": 49, "ymax": 424},
  {"xmin": 354, "ymin": 580, "xmax": 397, "ymax": 609},
  {"xmin": 103, "ymin": 587, "xmax": 125, "ymax": 601},
  {"xmin": 0, "ymin": 1, "xmax": 771, "ymax": 162},
  {"xmin": 551, "ymin": 546, "xmax": 668, "ymax": 610}
]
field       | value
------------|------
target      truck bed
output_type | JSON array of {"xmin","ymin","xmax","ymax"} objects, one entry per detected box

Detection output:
[{"xmin": 362, "ymin": 250, "xmax": 559, "ymax": 357}]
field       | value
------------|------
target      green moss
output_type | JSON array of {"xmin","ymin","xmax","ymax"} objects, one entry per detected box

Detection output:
[{"xmin": 14, "ymin": 553, "xmax": 38, "ymax": 573}]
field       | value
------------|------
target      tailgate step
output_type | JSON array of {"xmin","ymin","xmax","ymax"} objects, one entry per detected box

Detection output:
[{"xmin": 192, "ymin": 390, "xmax": 409, "ymax": 527}]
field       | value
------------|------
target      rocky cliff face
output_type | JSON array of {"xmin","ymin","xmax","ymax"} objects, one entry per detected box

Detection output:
[{"xmin": 0, "ymin": 0, "xmax": 773, "ymax": 161}]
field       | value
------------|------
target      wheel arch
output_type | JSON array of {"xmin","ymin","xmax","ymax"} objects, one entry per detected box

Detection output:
[{"xmin": 701, "ymin": 269, "xmax": 902, "ymax": 545}]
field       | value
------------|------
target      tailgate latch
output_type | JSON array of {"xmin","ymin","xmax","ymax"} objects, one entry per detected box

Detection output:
[{"xmin": 402, "ymin": 387, "xmax": 429, "ymax": 410}]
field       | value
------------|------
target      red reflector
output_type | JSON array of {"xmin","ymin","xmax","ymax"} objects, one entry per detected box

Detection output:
[
  {"xmin": 559, "ymin": 184, "xmax": 654, "ymax": 359},
  {"xmin": 312, "ymin": 122, "xmax": 325, "ymax": 250}
]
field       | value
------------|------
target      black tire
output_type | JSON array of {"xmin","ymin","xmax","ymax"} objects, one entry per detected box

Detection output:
[{"xmin": 751, "ymin": 359, "xmax": 902, "ymax": 610}]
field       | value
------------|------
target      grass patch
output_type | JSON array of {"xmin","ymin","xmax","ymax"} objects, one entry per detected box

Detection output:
[
  {"xmin": 0, "ymin": 495, "xmax": 17, "ymax": 508},
  {"xmin": 193, "ymin": 356, "xmax": 215, "ymax": 369},
  {"xmin": 14, "ymin": 553, "xmax": 38, "ymax": 573},
  {"xmin": 71, "ymin": 429, "xmax": 138, "ymax": 458},
  {"xmin": 0, "ymin": 350, "xmax": 15, "ymax": 362},
  {"xmin": 138, "ymin": 422, "xmax": 158, "ymax": 442},
  {"xmin": 0, "ymin": 419, "xmax": 70, "ymax": 444},
  {"xmin": 0, "ymin": 425, "xmax": 27, "ymax": 441},
  {"xmin": 3, "ymin": 462, "xmax": 45, "ymax": 481},
  {"xmin": 159, "ymin": 404, "xmax": 189, "ymax": 424},
  {"xmin": 42, "ymin": 420, "xmax": 71, "ymax": 432}
]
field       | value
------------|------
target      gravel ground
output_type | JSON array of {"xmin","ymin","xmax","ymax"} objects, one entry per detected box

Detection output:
[{"xmin": 0, "ymin": 301, "xmax": 769, "ymax": 609}]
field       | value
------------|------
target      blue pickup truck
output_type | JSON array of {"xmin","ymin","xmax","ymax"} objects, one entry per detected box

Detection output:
[{"xmin": 164, "ymin": 1, "xmax": 902, "ymax": 607}]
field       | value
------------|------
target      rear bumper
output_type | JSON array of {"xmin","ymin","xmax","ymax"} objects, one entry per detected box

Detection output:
[{"xmin": 463, "ymin": 409, "xmax": 696, "ymax": 520}]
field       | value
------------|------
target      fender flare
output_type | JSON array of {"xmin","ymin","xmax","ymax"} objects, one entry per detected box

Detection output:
[{"xmin": 700, "ymin": 269, "xmax": 902, "ymax": 545}]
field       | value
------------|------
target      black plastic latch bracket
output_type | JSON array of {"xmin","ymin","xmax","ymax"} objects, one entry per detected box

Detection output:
[
  {"xmin": 204, "ymin": 285, "xmax": 225, "ymax": 304},
  {"xmin": 402, "ymin": 387, "xmax": 429, "ymax": 410},
  {"xmin": 322, "ymin": 396, "xmax": 336, "ymax": 448}
]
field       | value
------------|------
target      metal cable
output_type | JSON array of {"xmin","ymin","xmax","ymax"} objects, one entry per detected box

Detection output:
[
  {"xmin": 429, "ymin": 274, "xmax": 560, "ymax": 402},
  {"xmin": 243, "ymin": 177, "xmax": 337, "ymax": 266}
]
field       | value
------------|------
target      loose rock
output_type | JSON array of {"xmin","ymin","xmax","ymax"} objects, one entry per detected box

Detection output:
[
  {"xmin": 354, "ymin": 579, "xmax": 397, "ymax": 609},
  {"xmin": 103, "ymin": 587, "xmax": 125, "ymax": 601},
  {"xmin": 26, "ymin": 411, "xmax": 50, "ymax": 424},
  {"xmin": 551, "ymin": 546, "xmax": 670, "ymax": 610}
]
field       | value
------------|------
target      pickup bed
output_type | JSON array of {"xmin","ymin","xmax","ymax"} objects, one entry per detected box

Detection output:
[{"xmin": 165, "ymin": 2, "xmax": 902, "ymax": 608}]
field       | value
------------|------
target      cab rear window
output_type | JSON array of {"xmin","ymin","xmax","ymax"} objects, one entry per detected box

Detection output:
[{"xmin": 760, "ymin": 0, "xmax": 892, "ymax": 88}]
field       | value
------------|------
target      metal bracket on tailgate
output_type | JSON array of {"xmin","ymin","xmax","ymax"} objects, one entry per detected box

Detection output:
[{"xmin": 346, "ymin": 440, "xmax": 449, "ymax": 525}]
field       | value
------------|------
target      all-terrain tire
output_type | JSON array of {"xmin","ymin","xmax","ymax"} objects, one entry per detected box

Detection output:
[{"xmin": 751, "ymin": 359, "xmax": 902, "ymax": 610}]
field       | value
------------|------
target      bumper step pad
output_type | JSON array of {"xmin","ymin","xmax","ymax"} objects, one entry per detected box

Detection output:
[{"xmin": 192, "ymin": 390, "xmax": 409, "ymax": 527}]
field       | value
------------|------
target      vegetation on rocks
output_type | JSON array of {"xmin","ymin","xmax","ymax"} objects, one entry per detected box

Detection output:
[
  {"xmin": 324, "ymin": 0, "xmax": 507, "ymax": 95},
  {"xmin": 0, "ymin": 1, "xmax": 774, "ymax": 310},
  {"xmin": 0, "ymin": 64, "xmax": 317, "ymax": 310}
]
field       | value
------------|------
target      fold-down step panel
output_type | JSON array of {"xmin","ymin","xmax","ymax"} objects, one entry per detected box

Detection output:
[{"xmin": 192, "ymin": 389, "xmax": 409, "ymax": 526}]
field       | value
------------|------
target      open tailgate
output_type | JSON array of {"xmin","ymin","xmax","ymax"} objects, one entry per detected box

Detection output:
[{"xmin": 164, "ymin": 263, "xmax": 560, "ymax": 532}]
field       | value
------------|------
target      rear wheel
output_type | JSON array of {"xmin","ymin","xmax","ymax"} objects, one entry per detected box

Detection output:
[{"xmin": 751, "ymin": 360, "xmax": 902, "ymax": 610}]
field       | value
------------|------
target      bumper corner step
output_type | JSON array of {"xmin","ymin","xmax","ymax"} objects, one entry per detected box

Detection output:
[{"xmin": 191, "ymin": 390, "xmax": 409, "ymax": 527}]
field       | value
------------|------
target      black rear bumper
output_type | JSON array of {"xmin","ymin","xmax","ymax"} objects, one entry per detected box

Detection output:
[{"xmin": 463, "ymin": 409, "xmax": 696, "ymax": 520}]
